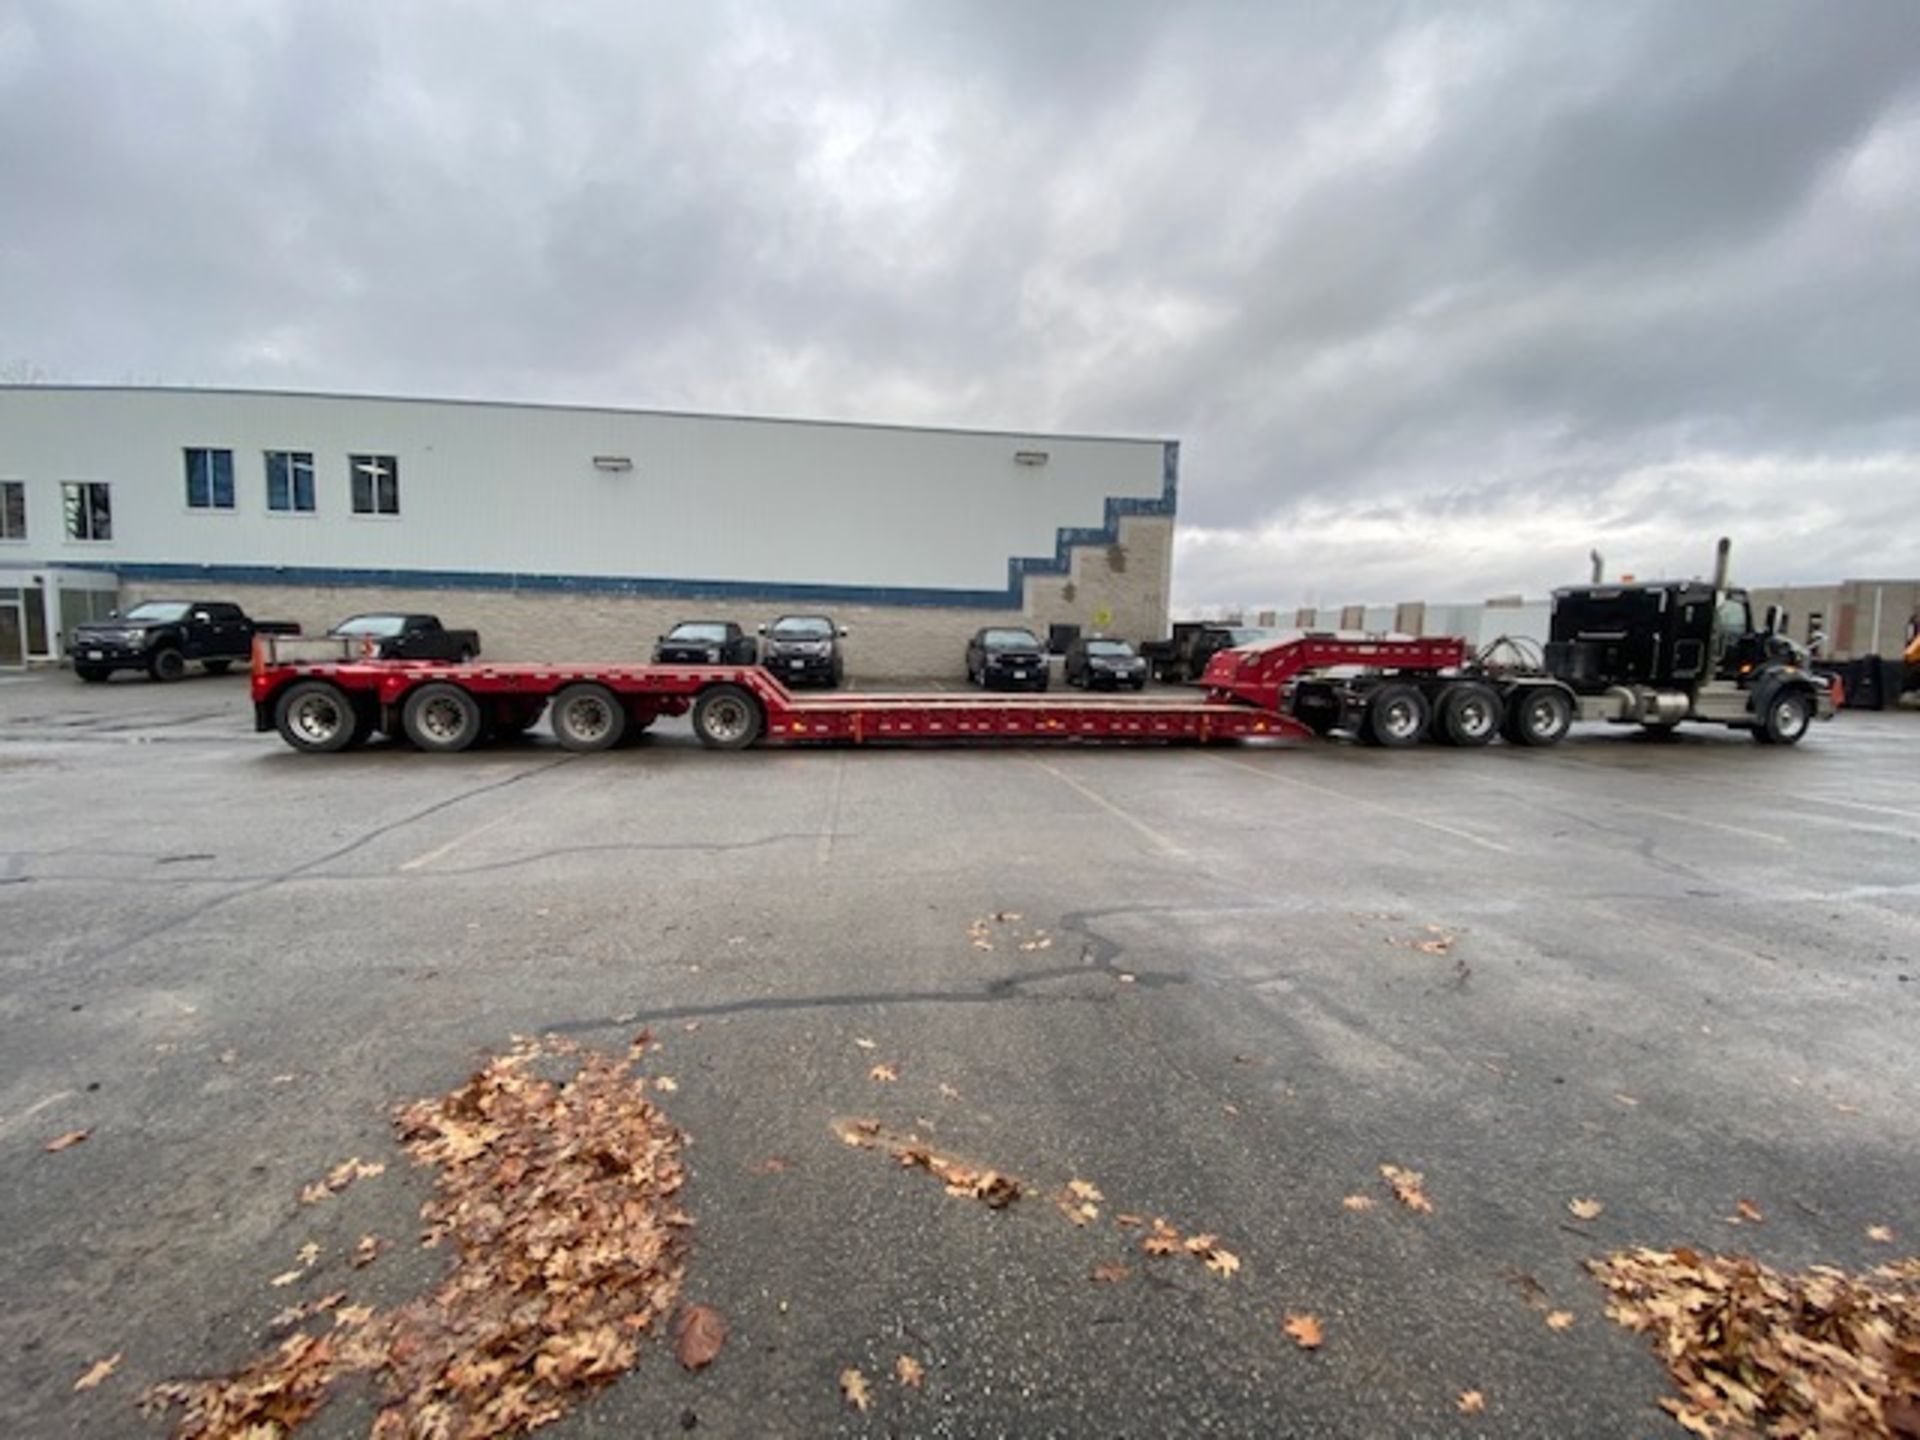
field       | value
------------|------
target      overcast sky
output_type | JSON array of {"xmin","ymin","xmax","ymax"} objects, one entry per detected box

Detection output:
[{"xmin": 3, "ymin": 2, "xmax": 1916, "ymax": 607}]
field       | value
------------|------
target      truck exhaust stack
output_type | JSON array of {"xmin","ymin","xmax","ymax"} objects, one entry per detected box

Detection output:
[{"xmin": 1712, "ymin": 536, "xmax": 1732, "ymax": 592}]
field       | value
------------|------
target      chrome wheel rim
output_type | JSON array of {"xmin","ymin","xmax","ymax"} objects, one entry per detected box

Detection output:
[
  {"xmin": 704, "ymin": 697, "xmax": 750, "ymax": 743},
  {"xmin": 291, "ymin": 695, "xmax": 343, "ymax": 743},
  {"xmin": 1379, "ymin": 698, "xmax": 1420, "ymax": 740},
  {"xmin": 420, "ymin": 696, "xmax": 468, "ymax": 741},
  {"xmin": 1456, "ymin": 697, "xmax": 1494, "ymax": 737},
  {"xmin": 1774, "ymin": 698, "xmax": 1807, "ymax": 738},
  {"xmin": 1528, "ymin": 697, "xmax": 1562, "ymax": 738}
]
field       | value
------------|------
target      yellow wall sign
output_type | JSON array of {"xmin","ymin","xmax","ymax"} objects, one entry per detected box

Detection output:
[{"xmin": 1093, "ymin": 606, "xmax": 1113, "ymax": 628}]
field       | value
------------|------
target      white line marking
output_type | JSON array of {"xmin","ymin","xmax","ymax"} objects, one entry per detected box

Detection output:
[
  {"xmin": 398, "ymin": 769, "xmax": 598, "ymax": 872},
  {"xmin": 1202, "ymin": 754, "xmax": 1512, "ymax": 853},
  {"xmin": 1616, "ymin": 803, "xmax": 1789, "ymax": 847},
  {"xmin": 1790, "ymin": 794, "xmax": 1920, "ymax": 823},
  {"xmin": 817, "ymin": 753, "xmax": 846, "ymax": 867},
  {"xmin": 1028, "ymin": 757, "xmax": 1189, "ymax": 859}
]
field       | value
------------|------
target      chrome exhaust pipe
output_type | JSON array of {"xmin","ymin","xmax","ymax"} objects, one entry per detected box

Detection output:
[{"xmin": 1712, "ymin": 536, "xmax": 1732, "ymax": 592}]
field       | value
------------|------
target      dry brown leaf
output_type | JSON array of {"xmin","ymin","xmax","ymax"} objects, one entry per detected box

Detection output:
[
  {"xmin": 1545, "ymin": 1310, "xmax": 1575, "ymax": 1331},
  {"xmin": 1283, "ymin": 1313, "xmax": 1323, "ymax": 1349},
  {"xmin": 1114, "ymin": 1213, "xmax": 1144, "ymax": 1228},
  {"xmin": 1341, "ymin": 1194, "xmax": 1376, "ymax": 1212},
  {"xmin": 1205, "ymin": 1248, "xmax": 1240, "ymax": 1278},
  {"xmin": 268, "ymin": 1270, "xmax": 304, "ymax": 1288},
  {"xmin": 296, "ymin": 1241, "xmax": 320, "ymax": 1268},
  {"xmin": 352, "ymin": 1234, "xmax": 381, "ymax": 1269},
  {"xmin": 895, "ymin": 1354, "xmax": 924, "ymax": 1388},
  {"xmin": 653, "ymin": 1076, "xmax": 678, "ymax": 1093},
  {"xmin": 335, "ymin": 1305, "xmax": 375, "ymax": 1328},
  {"xmin": 1614, "ymin": 1093, "xmax": 1639, "ymax": 1107},
  {"xmin": 840, "ymin": 1367, "xmax": 870, "ymax": 1413},
  {"xmin": 1866, "ymin": 1224, "xmax": 1895, "ymax": 1244},
  {"xmin": 1727, "ymin": 1198, "xmax": 1764, "ymax": 1225},
  {"xmin": 1380, "ymin": 1164, "xmax": 1434, "ymax": 1214},
  {"xmin": 1054, "ymin": 1190, "xmax": 1100, "ymax": 1227},
  {"xmin": 298, "ymin": 1156, "xmax": 384, "ymax": 1205},
  {"xmin": 853, "ymin": 1038, "xmax": 878, "ymax": 1051},
  {"xmin": 1568, "ymin": 1197, "xmax": 1604, "ymax": 1221},
  {"xmin": 992, "ymin": 911, "xmax": 1022, "ymax": 922},
  {"xmin": 1090, "ymin": 1261, "xmax": 1131, "ymax": 1284},
  {"xmin": 44, "ymin": 1129, "xmax": 90, "ymax": 1153},
  {"xmin": 1067, "ymin": 1178, "xmax": 1104, "ymax": 1203},
  {"xmin": 1457, "ymin": 1389, "xmax": 1486, "ymax": 1414},
  {"xmin": 868, "ymin": 1064, "xmax": 899, "ymax": 1084},
  {"xmin": 1183, "ymin": 1233, "xmax": 1219, "ymax": 1254},
  {"xmin": 673, "ymin": 1305, "xmax": 727, "ymax": 1372},
  {"xmin": 1143, "ymin": 1218, "xmax": 1183, "ymax": 1256},
  {"xmin": 72, "ymin": 1353, "xmax": 121, "ymax": 1390},
  {"xmin": 1591, "ymin": 1245, "xmax": 1920, "ymax": 1439}
]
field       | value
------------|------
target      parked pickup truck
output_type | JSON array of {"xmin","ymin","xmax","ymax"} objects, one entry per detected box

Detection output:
[
  {"xmin": 329, "ymin": 613, "xmax": 481, "ymax": 663},
  {"xmin": 70, "ymin": 600, "xmax": 300, "ymax": 682}
]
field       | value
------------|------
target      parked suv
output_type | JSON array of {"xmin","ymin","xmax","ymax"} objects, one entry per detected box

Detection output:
[
  {"xmin": 966, "ymin": 627, "xmax": 1049, "ymax": 691},
  {"xmin": 1065, "ymin": 637, "xmax": 1148, "ymax": 690},
  {"xmin": 759, "ymin": 614, "xmax": 846, "ymax": 688},
  {"xmin": 652, "ymin": 620, "xmax": 757, "ymax": 666},
  {"xmin": 69, "ymin": 600, "xmax": 298, "ymax": 682}
]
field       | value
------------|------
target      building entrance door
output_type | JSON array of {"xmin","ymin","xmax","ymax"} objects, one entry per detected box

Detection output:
[{"xmin": 0, "ymin": 597, "xmax": 25, "ymax": 669}]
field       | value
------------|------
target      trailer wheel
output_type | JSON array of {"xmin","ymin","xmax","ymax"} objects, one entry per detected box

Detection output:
[
  {"xmin": 692, "ymin": 684, "xmax": 763, "ymax": 749},
  {"xmin": 1754, "ymin": 689, "xmax": 1813, "ymax": 746},
  {"xmin": 1503, "ymin": 686, "xmax": 1573, "ymax": 747},
  {"xmin": 1362, "ymin": 683, "xmax": 1429, "ymax": 747},
  {"xmin": 550, "ymin": 683, "xmax": 627, "ymax": 752},
  {"xmin": 1437, "ymin": 682, "xmax": 1502, "ymax": 747},
  {"xmin": 402, "ymin": 681, "xmax": 484, "ymax": 753},
  {"xmin": 274, "ymin": 680, "xmax": 361, "ymax": 754}
]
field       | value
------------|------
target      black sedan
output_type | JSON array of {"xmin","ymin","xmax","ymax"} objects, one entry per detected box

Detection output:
[
  {"xmin": 1064, "ymin": 637, "xmax": 1147, "ymax": 690},
  {"xmin": 653, "ymin": 620, "xmax": 757, "ymax": 666},
  {"xmin": 759, "ymin": 614, "xmax": 846, "ymax": 687},
  {"xmin": 965, "ymin": 627, "xmax": 1049, "ymax": 692}
]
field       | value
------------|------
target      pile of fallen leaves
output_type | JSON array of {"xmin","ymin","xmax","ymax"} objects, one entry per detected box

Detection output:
[
  {"xmin": 1589, "ymin": 1246, "xmax": 1920, "ymax": 1437},
  {"xmin": 147, "ymin": 1034, "xmax": 692, "ymax": 1439}
]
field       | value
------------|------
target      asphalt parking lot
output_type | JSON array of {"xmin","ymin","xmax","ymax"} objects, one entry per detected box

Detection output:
[{"xmin": 2, "ymin": 666, "xmax": 1916, "ymax": 1437}]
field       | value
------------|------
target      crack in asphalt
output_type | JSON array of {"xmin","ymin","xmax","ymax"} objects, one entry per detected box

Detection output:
[{"xmin": 64, "ymin": 755, "xmax": 581, "ymax": 964}]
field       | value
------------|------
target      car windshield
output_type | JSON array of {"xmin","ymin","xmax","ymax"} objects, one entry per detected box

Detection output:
[
  {"xmin": 122, "ymin": 602, "xmax": 191, "ymax": 622},
  {"xmin": 771, "ymin": 617, "xmax": 833, "ymax": 638},
  {"xmin": 983, "ymin": 629, "xmax": 1041, "ymax": 648},
  {"xmin": 669, "ymin": 623, "xmax": 729, "ymax": 642},
  {"xmin": 332, "ymin": 615, "xmax": 407, "ymax": 638},
  {"xmin": 1087, "ymin": 641, "xmax": 1134, "ymax": 656}
]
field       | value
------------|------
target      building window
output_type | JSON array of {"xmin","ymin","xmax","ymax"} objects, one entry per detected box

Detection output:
[
  {"xmin": 0, "ymin": 481, "xmax": 24, "ymax": 540},
  {"xmin": 266, "ymin": 451, "xmax": 316, "ymax": 512},
  {"xmin": 349, "ymin": 454, "xmax": 400, "ymax": 515},
  {"xmin": 63, "ymin": 482, "xmax": 113, "ymax": 541},
  {"xmin": 185, "ymin": 448, "xmax": 235, "ymax": 510}
]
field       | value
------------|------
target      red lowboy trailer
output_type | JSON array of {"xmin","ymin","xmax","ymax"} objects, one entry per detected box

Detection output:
[{"xmin": 251, "ymin": 630, "xmax": 1583, "ymax": 755}]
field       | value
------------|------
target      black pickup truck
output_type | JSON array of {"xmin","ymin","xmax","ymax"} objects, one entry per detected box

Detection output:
[
  {"xmin": 329, "ymin": 613, "xmax": 481, "ymax": 663},
  {"xmin": 70, "ymin": 600, "xmax": 300, "ymax": 682}
]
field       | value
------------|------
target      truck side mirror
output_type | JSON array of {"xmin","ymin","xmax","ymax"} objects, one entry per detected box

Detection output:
[{"xmin": 1764, "ymin": 606, "xmax": 1785, "ymax": 636}]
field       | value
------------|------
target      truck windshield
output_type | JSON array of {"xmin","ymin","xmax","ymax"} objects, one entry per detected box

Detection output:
[
  {"xmin": 332, "ymin": 615, "xmax": 407, "ymax": 638},
  {"xmin": 669, "ymin": 623, "xmax": 729, "ymax": 642},
  {"xmin": 1715, "ymin": 596, "xmax": 1752, "ymax": 639},
  {"xmin": 123, "ymin": 602, "xmax": 191, "ymax": 622},
  {"xmin": 770, "ymin": 617, "xmax": 833, "ymax": 638}
]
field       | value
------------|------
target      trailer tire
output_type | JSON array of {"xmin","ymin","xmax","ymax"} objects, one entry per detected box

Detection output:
[
  {"xmin": 550, "ymin": 683, "xmax": 627, "ymax": 752},
  {"xmin": 402, "ymin": 681, "xmax": 484, "ymax": 753},
  {"xmin": 1361, "ymin": 683, "xmax": 1429, "ymax": 747},
  {"xmin": 275, "ymin": 680, "xmax": 362, "ymax": 754},
  {"xmin": 1753, "ymin": 688, "xmax": 1813, "ymax": 746},
  {"xmin": 692, "ymin": 684, "xmax": 763, "ymax": 750},
  {"xmin": 1503, "ymin": 685, "xmax": 1573, "ymax": 747},
  {"xmin": 1437, "ymin": 682, "xmax": 1502, "ymax": 747}
]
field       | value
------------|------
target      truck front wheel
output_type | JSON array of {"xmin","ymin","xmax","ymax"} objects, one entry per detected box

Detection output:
[
  {"xmin": 1754, "ymin": 690, "xmax": 1813, "ymax": 746},
  {"xmin": 1503, "ymin": 686, "xmax": 1573, "ymax": 746},
  {"xmin": 692, "ymin": 684, "xmax": 763, "ymax": 750},
  {"xmin": 149, "ymin": 646, "xmax": 186, "ymax": 682}
]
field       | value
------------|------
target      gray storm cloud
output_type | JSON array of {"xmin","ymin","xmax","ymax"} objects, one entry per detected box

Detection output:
[{"xmin": 2, "ymin": 0, "xmax": 1915, "ymax": 606}]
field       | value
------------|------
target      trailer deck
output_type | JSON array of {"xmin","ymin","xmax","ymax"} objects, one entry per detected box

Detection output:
[{"xmin": 250, "ymin": 633, "xmax": 1475, "ymax": 753}]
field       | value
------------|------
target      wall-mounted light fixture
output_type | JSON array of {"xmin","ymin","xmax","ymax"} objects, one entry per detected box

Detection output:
[
  {"xmin": 1013, "ymin": 450, "xmax": 1049, "ymax": 467},
  {"xmin": 592, "ymin": 455, "xmax": 633, "ymax": 472}
]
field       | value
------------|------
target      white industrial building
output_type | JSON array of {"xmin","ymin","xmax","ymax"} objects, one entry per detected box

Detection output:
[{"xmin": 0, "ymin": 387, "xmax": 1177, "ymax": 676}]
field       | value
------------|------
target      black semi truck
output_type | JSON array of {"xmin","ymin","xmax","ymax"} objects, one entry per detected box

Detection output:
[{"xmin": 1288, "ymin": 539, "xmax": 1837, "ymax": 746}]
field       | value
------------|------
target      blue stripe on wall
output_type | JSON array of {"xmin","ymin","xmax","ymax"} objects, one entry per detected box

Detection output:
[{"xmin": 68, "ymin": 440, "xmax": 1180, "ymax": 611}]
